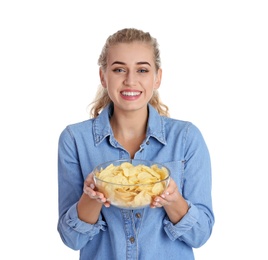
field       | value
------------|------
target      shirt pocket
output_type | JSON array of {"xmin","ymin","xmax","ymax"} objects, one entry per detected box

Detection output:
[{"xmin": 162, "ymin": 160, "xmax": 185, "ymax": 193}]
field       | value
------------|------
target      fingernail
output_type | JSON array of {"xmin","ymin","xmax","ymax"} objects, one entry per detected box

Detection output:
[{"xmin": 90, "ymin": 184, "xmax": 95, "ymax": 189}]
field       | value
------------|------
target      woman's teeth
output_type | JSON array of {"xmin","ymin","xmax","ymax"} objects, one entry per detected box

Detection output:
[{"xmin": 121, "ymin": 91, "xmax": 141, "ymax": 96}]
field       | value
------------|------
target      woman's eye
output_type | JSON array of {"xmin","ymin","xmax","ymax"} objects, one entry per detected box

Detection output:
[
  {"xmin": 138, "ymin": 69, "xmax": 148, "ymax": 73},
  {"xmin": 113, "ymin": 68, "xmax": 125, "ymax": 73}
]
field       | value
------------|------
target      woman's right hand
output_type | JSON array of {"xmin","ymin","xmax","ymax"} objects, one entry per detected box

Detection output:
[{"xmin": 83, "ymin": 172, "xmax": 111, "ymax": 207}]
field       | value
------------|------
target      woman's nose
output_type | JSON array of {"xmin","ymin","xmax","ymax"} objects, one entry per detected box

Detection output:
[{"xmin": 123, "ymin": 71, "xmax": 137, "ymax": 86}]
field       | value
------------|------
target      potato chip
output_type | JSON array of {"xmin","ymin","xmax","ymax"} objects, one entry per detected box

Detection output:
[
  {"xmin": 94, "ymin": 161, "xmax": 169, "ymax": 208},
  {"xmin": 134, "ymin": 190, "xmax": 151, "ymax": 206}
]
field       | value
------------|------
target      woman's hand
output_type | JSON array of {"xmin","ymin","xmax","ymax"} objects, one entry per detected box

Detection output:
[
  {"xmin": 150, "ymin": 177, "xmax": 189, "ymax": 223},
  {"xmin": 151, "ymin": 178, "xmax": 180, "ymax": 208},
  {"xmin": 83, "ymin": 172, "xmax": 111, "ymax": 208}
]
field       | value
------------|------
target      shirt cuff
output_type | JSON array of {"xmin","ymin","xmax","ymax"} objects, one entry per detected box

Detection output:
[
  {"xmin": 65, "ymin": 203, "xmax": 107, "ymax": 238},
  {"xmin": 163, "ymin": 201, "xmax": 199, "ymax": 241}
]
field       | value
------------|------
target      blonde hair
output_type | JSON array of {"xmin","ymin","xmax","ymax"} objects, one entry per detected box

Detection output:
[{"xmin": 89, "ymin": 28, "xmax": 169, "ymax": 118}]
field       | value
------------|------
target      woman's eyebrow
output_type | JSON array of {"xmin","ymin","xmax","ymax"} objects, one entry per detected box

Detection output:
[
  {"xmin": 111, "ymin": 61, "xmax": 125, "ymax": 66},
  {"xmin": 137, "ymin": 61, "xmax": 151, "ymax": 66},
  {"xmin": 111, "ymin": 61, "xmax": 151, "ymax": 66}
]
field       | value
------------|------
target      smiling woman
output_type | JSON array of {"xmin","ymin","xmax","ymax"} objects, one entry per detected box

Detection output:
[
  {"xmin": 100, "ymin": 41, "xmax": 162, "ymax": 116},
  {"xmin": 57, "ymin": 28, "xmax": 215, "ymax": 260},
  {"xmin": 91, "ymin": 28, "xmax": 168, "ymax": 119}
]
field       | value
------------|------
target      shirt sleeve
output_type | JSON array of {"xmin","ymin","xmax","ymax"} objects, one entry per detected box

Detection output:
[
  {"xmin": 163, "ymin": 201, "xmax": 199, "ymax": 240},
  {"xmin": 164, "ymin": 123, "xmax": 215, "ymax": 248},
  {"xmin": 57, "ymin": 126, "xmax": 107, "ymax": 250}
]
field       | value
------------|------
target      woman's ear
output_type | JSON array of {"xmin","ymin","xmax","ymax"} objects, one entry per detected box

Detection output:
[
  {"xmin": 154, "ymin": 68, "xmax": 162, "ymax": 90},
  {"xmin": 99, "ymin": 68, "xmax": 107, "ymax": 88}
]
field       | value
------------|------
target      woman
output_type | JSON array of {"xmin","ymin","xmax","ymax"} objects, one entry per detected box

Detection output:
[{"xmin": 57, "ymin": 28, "xmax": 214, "ymax": 260}]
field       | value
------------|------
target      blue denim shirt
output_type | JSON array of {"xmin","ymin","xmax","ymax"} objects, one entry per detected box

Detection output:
[{"xmin": 57, "ymin": 104, "xmax": 214, "ymax": 260}]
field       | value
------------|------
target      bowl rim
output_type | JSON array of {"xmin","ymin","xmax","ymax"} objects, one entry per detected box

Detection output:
[{"xmin": 93, "ymin": 159, "xmax": 170, "ymax": 186}]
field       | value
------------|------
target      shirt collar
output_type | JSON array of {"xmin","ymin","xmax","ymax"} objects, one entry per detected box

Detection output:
[{"xmin": 93, "ymin": 103, "xmax": 167, "ymax": 146}]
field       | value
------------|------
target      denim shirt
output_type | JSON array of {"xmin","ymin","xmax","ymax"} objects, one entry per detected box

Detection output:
[{"xmin": 57, "ymin": 104, "xmax": 214, "ymax": 260}]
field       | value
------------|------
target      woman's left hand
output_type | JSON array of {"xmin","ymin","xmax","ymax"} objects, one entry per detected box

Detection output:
[
  {"xmin": 151, "ymin": 177, "xmax": 189, "ymax": 223},
  {"xmin": 150, "ymin": 178, "xmax": 180, "ymax": 208}
]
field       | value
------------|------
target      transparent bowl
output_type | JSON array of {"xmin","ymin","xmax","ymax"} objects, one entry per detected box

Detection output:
[{"xmin": 93, "ymin": 159, "xmax": 170, "ymax": 209}]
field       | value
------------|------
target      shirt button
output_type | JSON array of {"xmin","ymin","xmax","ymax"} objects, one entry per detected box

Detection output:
[
  {"xmin": 129, "ymin": 237, "xmax": 135, "ymax": 244},
  {"xmin": 135, "ymin": 213, "xmax": 141, "ymax": 218},
  {"xmin": 146, "ymin": 141, "xmax": 150, "ymax": 145}
]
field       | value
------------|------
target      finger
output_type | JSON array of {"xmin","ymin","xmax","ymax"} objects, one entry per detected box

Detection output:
[
  {"xmin": 87, "ymin": 190, "xmax": 107, "ymax": 203},
  {"xmin": 83, "ymin": 187, "xmax": 96, "ymax": 197},
  {"xmin": 84, "ymin": 172, "xmax": 94, "ymax": 184},
  {"xmin": 103, "ymin": 201, "xmax": 111, "ymax": 207},
  {"xmin": 160, "ymin": 191, "xmax": 170, "ymax": 199},
  {"xmin": 83, "ymin": 182, "xmax": 96, "ymax": 195},
  {"xmin": 152, "ymin": 197, "xmax": 164, "ymax": 208}
]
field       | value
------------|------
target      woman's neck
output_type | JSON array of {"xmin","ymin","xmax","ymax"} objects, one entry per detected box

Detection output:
[
  {"xmin": 110, "ymin": 111, "xmax": 147, "ymax": 140},
  {"xmin": 110, "ymin": 108, "xmax": 148, "ymax": 157}
]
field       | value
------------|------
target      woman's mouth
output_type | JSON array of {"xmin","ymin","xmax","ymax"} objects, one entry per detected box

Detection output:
[{"xmin": 121, "ymin": 91, "xmax": 141, "ymax": 97}]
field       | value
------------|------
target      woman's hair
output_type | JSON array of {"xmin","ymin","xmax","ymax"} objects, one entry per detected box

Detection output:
[{"xmin": 88, "ymin": 28, "xmax": 169, "ymax": 118}]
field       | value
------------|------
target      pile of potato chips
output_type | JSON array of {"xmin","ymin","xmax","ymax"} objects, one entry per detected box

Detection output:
[{"xmin": 94, "ymin": 162, "xmax": 169, "ymax": 209}]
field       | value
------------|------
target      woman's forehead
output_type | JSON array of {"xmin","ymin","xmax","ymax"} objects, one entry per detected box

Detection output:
[{"xmin": 107, "ymin": 42, "xmax": 154, "ymax": 64}]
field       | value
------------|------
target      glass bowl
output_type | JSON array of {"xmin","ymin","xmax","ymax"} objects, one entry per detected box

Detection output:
[{"xmin": 93, "ymin": 159, "xmax": 170, "ymax": 209}]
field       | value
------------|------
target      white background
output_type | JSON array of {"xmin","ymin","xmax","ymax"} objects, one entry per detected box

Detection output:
[{"xmin": 1, "ymin": 1, "xmax": 267, "ymax": 259}]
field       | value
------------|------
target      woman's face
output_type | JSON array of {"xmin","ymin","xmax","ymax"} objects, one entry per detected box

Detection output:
[{"xmin": 100, "ymin": 42, "xmax": 162, "ymax": 114}]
